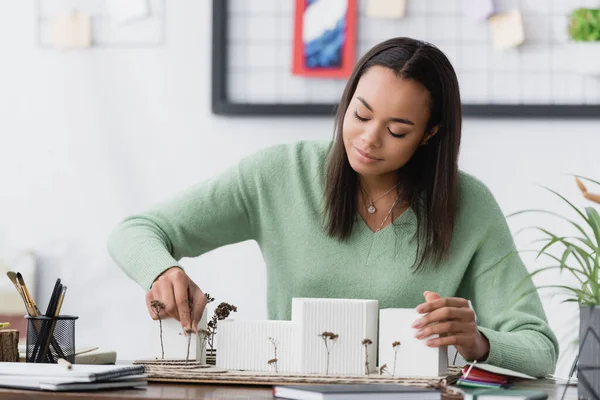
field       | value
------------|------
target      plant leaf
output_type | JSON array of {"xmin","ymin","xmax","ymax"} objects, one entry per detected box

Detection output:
[
  {"xmin": 586, "ymin": 207, "xmax": 600, "ymax": 248},
  {"xmin": 540, "ymin": 185, "xmax": 589, "ymax": 224},
  {"xmin": 507, "ymin": 209, "xmax": 594, "ymax": 248}
]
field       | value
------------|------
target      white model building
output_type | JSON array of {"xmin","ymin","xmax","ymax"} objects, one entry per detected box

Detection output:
[
  {"xmin": 212, "ymin": 298, "xmax": 448, "ymax": 377},
  {"xmin": 215, "ymin": 320, "xmax": 301, "ymax": 373},
  {"xmin": 292, "ymin": 298, "xmax": 379, "ymax": 375},
  {"xmin": 378, "ymin": 308, "xmax": 448, "ymax": 377}
]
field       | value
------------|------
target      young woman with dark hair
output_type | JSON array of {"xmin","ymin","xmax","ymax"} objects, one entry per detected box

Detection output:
[{"xmin": 108, "ymin": 37, "xmax": 558, "ymax": 377}]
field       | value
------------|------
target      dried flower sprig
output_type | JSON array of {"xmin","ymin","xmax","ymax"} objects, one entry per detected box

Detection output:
[
  {"xmin": 150, "ymin": 300, "xmax": 165, "ymax": 359},
  {"xmin": 318, "ymin": 331, "xmax": 339, "ymax": 375},
  {"xmin": 379, "ymin": 363, "xmax": 388, "ymax": 376},
  {"xmin": 185, "ymin": 299, "xmax": 194, "ymax": 362},
  {"xmin": 361, "ymin": 338, "xmax": 373, "ymax": 375},
  {"xmin": 268, "ymin": 337, "xmax": 279, "ymax": 373},
  {"xmin": 206, "ymin": 302, "xmax": 237, "ymax": 354},
  {"xmin": 198, "ymin": 329, "xmax": 210, "ymax": 363},
  {"xmin": 392, "ymin": 340, "xmax": 401, "ymax": 376}
]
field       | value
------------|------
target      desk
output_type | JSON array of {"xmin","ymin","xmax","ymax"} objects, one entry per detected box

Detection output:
[{"xmin": 0, "ymin": 380, "xmax": 578, "ymax": 400}]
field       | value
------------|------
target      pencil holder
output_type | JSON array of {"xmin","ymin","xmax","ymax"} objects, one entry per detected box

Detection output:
[{"xmin": 25, "ymin": 315, "xmax": 78, "ymax": 364}]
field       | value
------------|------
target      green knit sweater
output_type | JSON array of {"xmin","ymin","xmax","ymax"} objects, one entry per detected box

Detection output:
[{"xmin": 107, "ymin": 140, "xmax": 558, "ymax": 377}]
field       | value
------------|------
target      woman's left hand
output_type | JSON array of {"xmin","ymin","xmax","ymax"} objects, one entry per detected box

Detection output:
[{"xmin": 412, "ymin": 291, "xmax": 490, "ymax": 362}]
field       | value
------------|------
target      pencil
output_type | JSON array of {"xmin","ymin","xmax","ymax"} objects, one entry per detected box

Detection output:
[{"xmin": 57, "ymin": 358, "xmax": 72, "ymax": 370}]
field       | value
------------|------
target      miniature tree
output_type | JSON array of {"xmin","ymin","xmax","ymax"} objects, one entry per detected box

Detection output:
[
  {"xmin": 317, "ymin": 331, "xmax": 339, "ymax": 375},
  {"xmin": 392, "ymin": 341, "xmax": 401, "ymax": 376},
  {"xmin": 206, "ymin": 302, "xmax": 238, "ymax": 355},
  {"xmin": 202, "ymin": 293, "xmax": 215, "ymax": 355},
  {"xmin": 198, "ymin": 329, "xmax": 210, "ymax": 363},
  {"xmin": 361, "ymin": 338, "xmax": 373, "ymax": 375},
  {"xmin": 205, "ymin": 293, "xmax": 215, "ymax": 304},
  {"xmin": 267, "ymin": 337, "xmax": 279, "ymax": 373},
  {"xmin": 184, "ymin": 299, "xmax": 194, "ymax": 362},
  {"xmin": 150, "ymin": 300, "xmax": 166, "ymax": 359},
  {"xmin": 379, "ymin": 363, "xmax": 388, "ymax": 376}
]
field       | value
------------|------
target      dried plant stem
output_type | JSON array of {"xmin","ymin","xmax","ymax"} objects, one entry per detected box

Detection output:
[
  {"xmin": 268, "ymin": 337, "xmax": 279, "ymax": 373},
  {"xmin": 186, "ymin": 335, "xmax": 192, "ymax": 362},
  {"xmin": 185, "ymin": 299, "xmax": 193, "ymax": 362},
  {"xmin": 207, "ymin": 301, "xmax": 237, "ymax": 354},
  {"xmin": 392, "ymin": 341, "xmax": 401, "ymax": 376},
  {"xmin": 150, "ymin": 300, "xmax": 166, "ymax": 360},
  {"xmin": 198, "ymin": 329, "xmax": 209, "ymax": 363},
  {"xmin": 318, "ymin": 332, "xmax": 339, "ymax": 375},
  {"xmin": 159, "ymin": 320, "xmax": 164, "ymax": 359},
  {"xmin": 392, "ymin": 340, "xmax": 402, "ymax": 376},
  {"xmin": 362, "ymin": 338, "xmax": 372, "ymax": 375}
]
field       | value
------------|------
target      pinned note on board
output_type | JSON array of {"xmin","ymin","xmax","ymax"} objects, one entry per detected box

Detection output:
[
  {"xmin": 489, "ymin": 10, "xmax": 525, "ymax": 51},
  {"xmin": 463, "ymin": 0, "xmax": 495, "ymax": 20},
  {"xmin": 106, "ymin": 0, "xmax": 149, "ymax": 24},
  {"xmin": 51, "ymin": 11, "xmax": 91, "ymax": 49},
  {"xmin": 366, "ymin": 0, "xmax": 406, "ymax": 19}
]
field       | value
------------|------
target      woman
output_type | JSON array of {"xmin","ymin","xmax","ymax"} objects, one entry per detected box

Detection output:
[{"xmin": 108, "ymin": 37, "xmax": 558, "ymax": 377}]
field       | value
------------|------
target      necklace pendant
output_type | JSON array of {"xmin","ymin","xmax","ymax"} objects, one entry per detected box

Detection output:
[{"xmin": 367, "ymin": 205, "xmax": 377, "ymax": 214}]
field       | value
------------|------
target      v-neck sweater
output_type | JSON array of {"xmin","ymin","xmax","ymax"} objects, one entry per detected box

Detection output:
[{"xmin": 107, "ymin": 140, "xmax": 558, "ymax": 377}]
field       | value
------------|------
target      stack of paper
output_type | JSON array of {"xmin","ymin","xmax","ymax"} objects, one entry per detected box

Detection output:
[{"xmin": 0, "ymin": 362, "xmax": 147, "ymax": 391}]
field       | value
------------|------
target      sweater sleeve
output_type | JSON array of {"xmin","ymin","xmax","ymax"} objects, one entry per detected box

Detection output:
[
  {"xmin": 456, "ymin": 184, "xmax": 559, "ymax": 378},
  {"xmin": 107, "ymin": 155, "xmax": 260, "ymax": 291}
]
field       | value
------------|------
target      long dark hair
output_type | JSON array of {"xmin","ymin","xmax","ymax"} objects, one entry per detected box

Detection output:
[{"xmin": 324, "ymin": 37, "xmax": 462, "ymax": 270}]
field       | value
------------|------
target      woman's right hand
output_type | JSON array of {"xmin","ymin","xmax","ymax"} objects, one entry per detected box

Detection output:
[{"xmin": 145, "ymin": 267, "xmax": 207, "ymax": 333}]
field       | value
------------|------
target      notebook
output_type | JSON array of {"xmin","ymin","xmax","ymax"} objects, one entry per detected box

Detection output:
[
  {"xmin": 0, "ymin": 375, "xmax": 148, "ymax": 392},
  {"xmin": 0, "ymin": 362, "xmax": 147, "ymax": 391},
  {"xmin": 272, "ymin": 384, "xmax": 441, "ymax": 400}
]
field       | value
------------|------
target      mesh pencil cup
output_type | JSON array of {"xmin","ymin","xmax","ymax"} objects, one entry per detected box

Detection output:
[{"xmin": 25, "ymin": 315, "xmax": 78, "ymax": 363}]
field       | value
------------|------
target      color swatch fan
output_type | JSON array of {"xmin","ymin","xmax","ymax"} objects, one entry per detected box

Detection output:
[{"xmin": 457, "ymin": 363, "xmax": 535, "ymax": 389}]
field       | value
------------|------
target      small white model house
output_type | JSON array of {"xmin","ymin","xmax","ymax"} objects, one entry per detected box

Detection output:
[
  {"xmin": 215, "ymin": 320, "xmax": 301, "ymax": 373},
  {"xmin": 213, "ymin": 298, "xmax": 448, "ymax": 377},
  {"xmin": 378, "ymin": 308, "xmax": 448, "ymax": 377},
  {"xmin": 292, "ymin": 298, "xmax": 379, "ymax": 375}
]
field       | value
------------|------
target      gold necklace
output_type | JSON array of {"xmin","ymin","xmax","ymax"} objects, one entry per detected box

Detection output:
[{"xmin": 364, "ymin": 196, "xmax": 400, "ymax": 267}]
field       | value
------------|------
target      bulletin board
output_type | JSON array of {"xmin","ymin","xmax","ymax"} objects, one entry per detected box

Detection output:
[
  {"xmin": 212, "ymin": 0, "xmax": 600, "ymax": 118},
  {"xmin": 36, "ymin": 0, "xmax": 166, "ymax": 48}
]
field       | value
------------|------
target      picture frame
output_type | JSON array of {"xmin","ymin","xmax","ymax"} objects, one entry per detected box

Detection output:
[
  {"xmin": 211, "ymin": 0, "xmax": 600, "ymax": 118},
  {"xmin": 292, "ymin": 0, "xmax": 357, "ymax": 78}
]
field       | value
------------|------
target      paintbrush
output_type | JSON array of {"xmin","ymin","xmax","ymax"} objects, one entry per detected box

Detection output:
[
  {"xmin": 16, "ymin": 272, "xmax": 41, "ymax": 316},
  {"xmin": 6, "ymin": 271, "xmax": 33, "ymax": 316}
]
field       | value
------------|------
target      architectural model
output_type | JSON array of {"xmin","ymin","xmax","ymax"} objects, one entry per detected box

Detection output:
[{"xmin": 213, "ymin": 297, "xmax": 447, "ymax": 377}]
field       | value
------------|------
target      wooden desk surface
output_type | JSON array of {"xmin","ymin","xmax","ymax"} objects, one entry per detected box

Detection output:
[{"xmin": 0, "ymin": 380, "xmax": 578, "ymax": 400}]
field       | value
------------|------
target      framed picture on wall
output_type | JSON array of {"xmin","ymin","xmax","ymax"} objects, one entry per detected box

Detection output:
[
  {"xmin": 292, "ymin": 0, "xmax": 356, "ymax": 78},
  {"xmin": 212, "ymin": 0, "xmax": 600, "ymax": 118}
]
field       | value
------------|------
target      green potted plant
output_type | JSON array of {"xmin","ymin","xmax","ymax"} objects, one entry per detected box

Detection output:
[
  {"xmin": 568, "ymin": 8, "xmax": 600, "ymax": 75},
  {"xmin": 510, "ymin": 177, "xmax": 599, "ymax": 400}
]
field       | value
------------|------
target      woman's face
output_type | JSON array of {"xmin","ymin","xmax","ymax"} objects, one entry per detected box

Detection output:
[{"xmin": 342, "ymin": 66, "xmax": 436, "ymax": 180}]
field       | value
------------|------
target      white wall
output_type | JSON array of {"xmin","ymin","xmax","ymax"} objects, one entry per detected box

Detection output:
[{"xmin": 1, "ymin": 1, "xmax": 598, "ymax": 376}]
